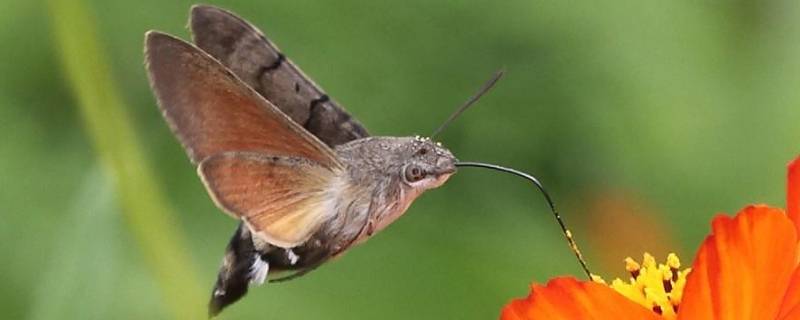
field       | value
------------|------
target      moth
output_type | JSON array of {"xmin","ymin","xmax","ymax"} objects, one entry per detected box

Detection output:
[{"xmin": 146, "ymin": 5, "xmax": 461, "ymax": 316}]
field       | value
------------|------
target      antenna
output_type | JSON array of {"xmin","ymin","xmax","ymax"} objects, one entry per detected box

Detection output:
[
  {"xmin": 455, "ymin": 161, "xmax": 593, "ymax": 278},
  {"xmin": 431, "ymin": 69, "xmax": 505, "ymax": 138}
]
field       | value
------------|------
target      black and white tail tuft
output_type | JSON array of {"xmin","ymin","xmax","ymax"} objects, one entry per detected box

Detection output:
[{"xmin": 208, "ymin": 224, "xmax": 261, "ymax": 317}]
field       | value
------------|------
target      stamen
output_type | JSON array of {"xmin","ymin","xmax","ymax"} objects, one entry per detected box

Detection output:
[
  {"xmin": 667, "ymin": 253, "xmax": 681, "ymax": 282},
  {"xmin": 653, "ymin": 305, "xmax": 663, "ymax": 315},
  {"xmin": 593, "ymin": 253, "xmax": 691, "ymax": 320},
  {"xmin": 625, "ymin": 257, "xmax": 641, "ymax": 278}
]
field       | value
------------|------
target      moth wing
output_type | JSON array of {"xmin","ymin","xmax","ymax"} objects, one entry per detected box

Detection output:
[
  {"xmin": 199, "ymin": 152, "xmax": 339, "ymax": 248},
  {"xmin": 190, "ymin": 4, "xmax": 369, "ymax": 147},
  {"xmin": 145, "ymin": 31, "xmax": 342, "ymax": 170}
]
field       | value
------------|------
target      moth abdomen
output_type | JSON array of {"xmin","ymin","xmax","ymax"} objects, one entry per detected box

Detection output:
[
  {"xmin": 209, "ymin": 224, "xmax": 256, "ymax": 317},
  {"xmin": 209, "ymin": 223, "xmax": 336, "ymax": 316}
]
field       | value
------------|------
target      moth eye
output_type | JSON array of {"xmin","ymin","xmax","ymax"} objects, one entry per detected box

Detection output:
[
  {"xmin": 417, "ymin": 147, "xmax": 429, "ymax": 156},
  {"xmin": 404, "ymin": 165, "xmax": 425, "ymax": 183}
]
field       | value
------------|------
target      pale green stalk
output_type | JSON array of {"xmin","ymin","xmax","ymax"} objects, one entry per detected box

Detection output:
[{"xmin": 47, "ymin": 0, "xmax": 205, "ymax": 318}]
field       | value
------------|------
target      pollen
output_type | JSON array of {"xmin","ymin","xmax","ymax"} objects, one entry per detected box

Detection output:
[{"xmin": 592, "ymin": 253, "xmax": 691, "ymax": 320}]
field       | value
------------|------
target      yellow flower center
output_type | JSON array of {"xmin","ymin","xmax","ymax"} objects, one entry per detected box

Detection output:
[{"xmin": 592, "ymin": 253, "xmax": 691, "ymax": 319}]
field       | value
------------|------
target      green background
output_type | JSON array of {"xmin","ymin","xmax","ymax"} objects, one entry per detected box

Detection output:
[{"xmin": 2, "ymin": 0, "xmax": 799, "ymax": 319}]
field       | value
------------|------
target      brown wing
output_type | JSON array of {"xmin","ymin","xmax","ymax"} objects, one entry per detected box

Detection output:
[
  {"xmin": 199, "ymin": 152, "xmax": 339, "ymax": 248},
  {"xmin": 145, "ymin": 31, "xmax": 342, "ymax": 170},
  {"xmin": 189, "ymin": 5, "xmax": 369, "ymax": 147}
]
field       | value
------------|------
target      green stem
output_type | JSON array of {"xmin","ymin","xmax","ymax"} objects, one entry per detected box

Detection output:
[{"xmin": 47, "ymin": 1, "xmax": 205, "ymax": 319}]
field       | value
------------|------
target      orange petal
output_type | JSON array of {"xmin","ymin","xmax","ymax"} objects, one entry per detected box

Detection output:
[
  {"xmin": 678, "ymin": 206, "xmax": 798, "ymax": 320},
  {"xmin": 778, "ymin": 307, "xmax": 800, "ymax": 320},
  {"xmin": 500, "ymin": 277, "xmax": 661, "ymax": 320},
  {"xmin": 788, "ymin": 157, "xmax": 800, "ymax": 235},
  {"xmin": 777, "ymin": 266, "xmax": 800, "ymax": 319}
]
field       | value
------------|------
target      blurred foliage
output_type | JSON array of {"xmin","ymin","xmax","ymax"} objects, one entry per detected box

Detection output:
[{"xmin": 1, "ymin": 0, "xmax": 798, "ymax": 319}]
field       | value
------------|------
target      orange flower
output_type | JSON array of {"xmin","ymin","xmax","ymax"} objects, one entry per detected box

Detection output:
[{"xmin": 501, "ymin": 157, "xmax": 800, "ymax": 320}]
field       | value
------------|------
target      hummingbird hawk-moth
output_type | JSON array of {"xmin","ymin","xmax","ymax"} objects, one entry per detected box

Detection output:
[{"xmin": 146, "ymin": 5, "xmax": 460, "ymax": 315}]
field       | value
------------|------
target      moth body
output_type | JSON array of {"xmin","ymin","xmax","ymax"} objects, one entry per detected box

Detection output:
[
  {"xmin": 333, "ymin": 136, "xmax": 457, "ymax": 242},
  {"xmin": 209, "ymin": 136, "xmax": 456, "ymax": 315}
]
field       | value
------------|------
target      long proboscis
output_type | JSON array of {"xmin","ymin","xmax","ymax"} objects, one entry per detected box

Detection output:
[
  {"xmin": 455, "ymin": 161, "xmax": 593, "ymax": 278},
  {"xmin": 431, "ymin": 69, "xmax": 505, "ymax": 138}
]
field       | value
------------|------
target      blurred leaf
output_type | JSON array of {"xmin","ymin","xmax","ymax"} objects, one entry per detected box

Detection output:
[
  {"xmin": 47, "ymin": 0, "xmax": 204, "ymax": 319},
  {"xmin": 28, "ymin": 167, "xmax": 116, "ymax": 320}
]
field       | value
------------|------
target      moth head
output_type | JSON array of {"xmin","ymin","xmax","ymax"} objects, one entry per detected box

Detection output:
[{"xmin": 399, "ymin": 136, "xmax": 457, "ymax": 190}]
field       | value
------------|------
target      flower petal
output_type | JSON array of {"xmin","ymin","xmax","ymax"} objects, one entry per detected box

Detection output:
[
  {"xmin": 778, "ymin": 307, "xmax": 800, "ymax": 320},
  {"xmin": 500, "ymin": 277, "xmax": 660, "ymax": 320},
  {"xmin": 777, "ymin": 266, "xmax": 800, "ymax": 319},
  {"xmin": 678, "ymin": 206, "xmax": 798, "ymax": 320},
  {"xmin": 788, "ymin": 157, "xmax": 800, "ymax": 235}
]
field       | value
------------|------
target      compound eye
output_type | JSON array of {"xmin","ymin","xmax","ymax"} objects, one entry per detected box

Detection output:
[
  {"xmin": 416, "ymin": 147, "xmax": 429, "ymax": 156},
  {"xmin": 404, "ymin": 165, "xmax": 425, "ymax": 183}
]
